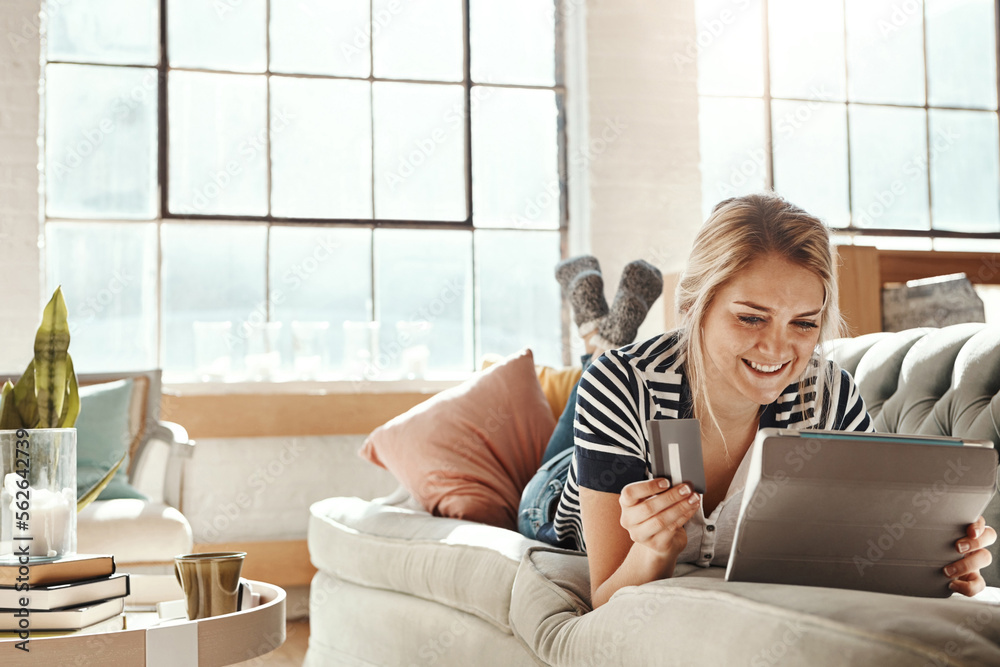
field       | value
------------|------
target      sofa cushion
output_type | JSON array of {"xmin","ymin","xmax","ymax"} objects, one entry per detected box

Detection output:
[
  {"xmin": 307, "ymin": 572, "xmax": 538, "ymax": 667},
  {"xmin": 76, "ymin": 379, "xmax": 147, "ymax": 501},
  {"xmin": 512, "ymin": 552, "xmax": 1000, "ymax": 667},
  {"xmin": 875, "ymin": 324, "xmax": 984, "ymax": 435},
  {"xmin": 850, "ymin": 328, "xmax": 930, "ymax": 418},
  {"xmin": 78, "ymin": 370, "xmax": 162, "ymax": 476},
  {"xmin": 480, "ymin": 355, "xmax": 584, "ymax": 421},
  {"xmin": 359, "ymin": 348, "xmax": 556, "ymax": 531},
  {"xmin": 77, "ymin": 499, "xmax": 192, "ymax": 564},
  {"xmin": 308, "ymin": 496, "xmax": 542, "ymax": 632}
]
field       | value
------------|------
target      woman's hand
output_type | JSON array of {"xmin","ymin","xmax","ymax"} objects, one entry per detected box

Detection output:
[
  {"xmin": 945, "ymin": 516, "xmax": 997, "ymax": 596},
  {"xmin": 618, "ymin": 478, "xmax": 701, "ymax": 561}
]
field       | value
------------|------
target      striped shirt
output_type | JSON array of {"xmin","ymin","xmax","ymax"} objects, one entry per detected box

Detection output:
[{"xmin": 551, "ymin": 330, "xmax": 874, "ymax": 563}]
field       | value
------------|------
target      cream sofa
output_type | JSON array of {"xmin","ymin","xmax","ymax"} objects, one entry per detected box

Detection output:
[{"xmin": 306, "ymin": 325, "xmax": 1000, "ymax": 666}]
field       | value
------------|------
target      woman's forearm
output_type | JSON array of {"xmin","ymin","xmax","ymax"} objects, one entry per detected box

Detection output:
[{"xmin": 591, "ymin": 541, "xmax": 678, "ymax": 609}]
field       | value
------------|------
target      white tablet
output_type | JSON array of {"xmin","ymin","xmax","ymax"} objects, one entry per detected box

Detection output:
[{"xmin": 725, "ymin": 429, "xmax": 998, "ymax": 597}]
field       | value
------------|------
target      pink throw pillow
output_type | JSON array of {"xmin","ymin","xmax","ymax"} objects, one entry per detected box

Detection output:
[{"xmin": 359, "ymin": 349, "xmax": 557, "ymax": 530}]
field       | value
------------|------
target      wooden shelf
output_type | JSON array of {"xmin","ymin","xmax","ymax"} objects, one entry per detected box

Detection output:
[{"xmin": 836, "ymin": 246, "xmax": 1000, "ymax": 336}]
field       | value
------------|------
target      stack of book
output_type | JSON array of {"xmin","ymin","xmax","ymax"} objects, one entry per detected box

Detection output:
[{"xmin": 0, "ymin": 554, "xmax": 129, "ymax": 632}]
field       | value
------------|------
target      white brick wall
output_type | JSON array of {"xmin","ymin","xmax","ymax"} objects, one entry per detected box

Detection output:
[
  {"xmin": 0, "ymin": 0, "xmax": 42, "ymax": 373},
  {"xmin": 582, "ymin": 0, "xmax": 702, "ymax": 340}
]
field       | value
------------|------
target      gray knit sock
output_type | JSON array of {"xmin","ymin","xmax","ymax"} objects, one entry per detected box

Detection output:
[
  {"xmin": 567, "ymin": 270, "xmax": 609, "ymax": 332},
  {"xmin": 555, "ymin": 256, "xmax": 609, "ymax": 331},
  {"xmin": 595, "ymin": 260, "xmax": 663, "ymax": 347},
  {"xmin": 555, "ymin": 255, "xmax": 600, "ymax": 291}
]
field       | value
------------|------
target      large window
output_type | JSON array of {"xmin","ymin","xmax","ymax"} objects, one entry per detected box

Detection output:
[
  {"xmin": 694, "ymin": 0, "xmax": 1000, "ymax": 251},
  {"xmin": 44, "ymin": 0, "xmax": 566, "ymax": 381}
]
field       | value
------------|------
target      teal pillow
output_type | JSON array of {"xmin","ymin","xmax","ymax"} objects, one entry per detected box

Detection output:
[{"xmin": 76, "ymin": 379, "xmax": 148, "ymax": 501}]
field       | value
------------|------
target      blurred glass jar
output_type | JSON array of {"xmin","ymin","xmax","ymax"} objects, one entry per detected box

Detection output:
[{"xmin": 291, "ymin": 321, "xmax": 330, "ymax": 380}]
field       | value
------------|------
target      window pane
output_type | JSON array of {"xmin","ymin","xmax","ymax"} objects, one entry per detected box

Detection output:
[
  {"xmin": 270, "ymin": 78, "xmax": 372, "ymax": 219},
  {"xmin": 45, "ymin": 65, "xmax": 158, "ymax": 220},
  {"xmin": 929, "ymin": 109, "xmax": 1000, "ymax": 232},
  {"xmin": 844, "ymin": 0, "xmax": 925, "ymax": 105},
  {"xmin": 472, "ymin": 87, "xmax": 560, "ymax": 229},
  {"xmin": 270, "ymin": 227, "xmax": 372, "ymax": 378},
  {"xmin": 926, "ymin": 0, "xmax": 998, "ymax": 109},
  {"xmin": 168, "ymin": 72, "xmax": 268, "ymax": 216},
  {"xmin": 852, "ymin": 235, "xmax": 933, "ymax": 250},
  {"xmin": 373, "ymin": 82, "xmax": 466, "ymax": 221},
  {"xmin": 46, "ymin": 223, "xmax": 158, "ymax": 372},
  {"xmin": 768, "ymin": 0, "xmax": 846, "ymax": 100},
  {"xmin": 849, "ymin": 105, "xmax": 929, "ymax": 230},
  {"xmin": 269, "ymin": 0, "xmax": 371, "ymax": 77},
  {"xmin": 161, "ymin": 224, "xmax": 268, "ymax": 377},
  {"xmin": 695, "ymin": 0, "xmax": 765, "ymax": 97},
  {"xmin": 167, "ymin": 0, "xmax": 266, "ymax": 72},
  {"xmin": 933, "ymin": 238, "xmax": 1000, "ymax": 252},
  {"xmin": 374, "ymin": 229, "xmax": 472, "ymax": 375},
  {"xmin": 476, "ymin": 230, "xmax": 561, "ymax": 366},
  {"xmin": 47, "ymin": 0, "xmax": 159, "ymax": 66},
  {"xmin": 470, "ymin": 0, "xmax": 557, "ymax": 86},
  {"xmin": 698, "ymin": 97, "xmax": 767, "ymax": 219},
  {"xmin": 771, "ymin": 100, "xmax": 849, "ymax": 226},
  {"xmin": 372, "ymin": 0, "xmax": 464, "ymax": 82}
]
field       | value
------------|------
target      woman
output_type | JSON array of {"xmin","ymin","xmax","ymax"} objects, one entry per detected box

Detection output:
[{"xmin": 543, "ymin": 193, "xmax": 996, "ymax": 608}]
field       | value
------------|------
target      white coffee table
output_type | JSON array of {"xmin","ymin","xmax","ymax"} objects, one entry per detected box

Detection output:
[{"xmin": 0, "ymin": 580, "xmax": 286, "ymax": 666}]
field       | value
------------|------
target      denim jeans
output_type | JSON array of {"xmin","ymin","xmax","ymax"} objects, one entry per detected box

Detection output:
[
  {"xmin": 517, "ymin": 353, "xmax": 593, "ymax": 542},
  {"xmin": 517, "ymin": 446, "xmax": 573, "ymax": 540}
]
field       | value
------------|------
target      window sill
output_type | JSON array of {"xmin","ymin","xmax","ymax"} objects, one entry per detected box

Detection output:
[{"xmin": 163, "ymin": 374, "xmax": 470, "ymax": 397}]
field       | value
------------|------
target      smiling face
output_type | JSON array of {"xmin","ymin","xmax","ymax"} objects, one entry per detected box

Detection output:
[{"xmin": 700, "ymin": 253, "xmax": 825, "ymax": 414}]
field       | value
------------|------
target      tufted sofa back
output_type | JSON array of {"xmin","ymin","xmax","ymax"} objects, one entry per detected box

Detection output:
[{"xmin": 826, "ymin": 323, "xmax": 1000, "ymax": 585}]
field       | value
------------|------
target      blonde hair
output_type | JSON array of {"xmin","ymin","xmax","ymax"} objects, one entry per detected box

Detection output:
[{"xmin": 676, "ymin": 193, "xmax": 842, "ymax": 453}]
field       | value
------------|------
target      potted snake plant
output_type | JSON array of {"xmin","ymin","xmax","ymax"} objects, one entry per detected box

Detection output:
[{"xmin": 0, "ymin": 288, "xmax": 124, "ymax": 562}]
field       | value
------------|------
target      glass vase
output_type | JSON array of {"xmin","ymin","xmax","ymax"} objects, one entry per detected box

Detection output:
[{"xmin": 0, "ymin": 429, "xmax": 77, "ymax": 563}]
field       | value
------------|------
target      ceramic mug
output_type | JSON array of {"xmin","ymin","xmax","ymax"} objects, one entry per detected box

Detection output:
[{"xmin": 174, "ymin": 551, "xmax": 246, "ymax": 620}]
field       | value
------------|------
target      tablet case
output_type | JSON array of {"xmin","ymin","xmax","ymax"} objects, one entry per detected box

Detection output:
[{"xmin": 725, "ymin": 429, "xmax": 998, "ymax": 597}]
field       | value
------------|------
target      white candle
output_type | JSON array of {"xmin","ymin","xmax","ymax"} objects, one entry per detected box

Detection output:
[{"xmin": 4, "ymin": 473, "xmax": 73, "ymax": 558}]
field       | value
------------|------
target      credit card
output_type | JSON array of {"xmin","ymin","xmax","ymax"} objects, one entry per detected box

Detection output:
[{"xmin": 647, "ymin": 418, "xmax": 706, "ymax": 494}]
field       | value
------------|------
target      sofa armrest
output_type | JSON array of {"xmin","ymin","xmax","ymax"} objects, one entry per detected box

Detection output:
[{"xmin": 130, "ymin": 420, "xmax": 195, "ymax": 508}]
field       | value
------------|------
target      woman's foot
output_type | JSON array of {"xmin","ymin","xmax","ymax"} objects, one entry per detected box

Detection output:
[
  {"xmin": 592, "ymin": 260, "xmax": 663, "ymax": 350},
  {"xmin": 555, "ymin": 255, "xmax": 609, "ymax": 337}
]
